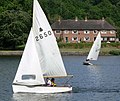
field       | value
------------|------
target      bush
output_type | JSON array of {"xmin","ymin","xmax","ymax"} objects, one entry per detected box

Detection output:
[
  {"xmin": 101, "ymin": 42, "xmax": 120, "ymax": 48},
  {"xmin": 109, "ymin": 50, "xmax": 120, "ymax": 55},
  {"xmin": 101, "ymin": 42, "xmax": 107, "ymax": 48},
  {"xmin": 16, "ymin": 45, "xmax": 25, "ymax": 50},
  {"xmin": 58, "ymin": 43, "xmax": 93, "ymax": 49}
]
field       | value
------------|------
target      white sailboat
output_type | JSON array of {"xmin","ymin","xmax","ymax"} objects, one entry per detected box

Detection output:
[
  {"xmin": 83, "ymin": 32, "xmax": 101, "ymax": 65},
  {"xmin": 12, "ymin": 0, "xmax": 72, "ymax": 93}
]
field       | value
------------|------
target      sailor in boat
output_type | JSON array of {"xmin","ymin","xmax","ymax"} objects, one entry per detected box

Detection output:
[
  {"xmin": 86, "ymin": 59, "xmax": 90, "ymax": 63},
  {"xmin": 83, "ymin": 59, "xmax": 90, "ymax": 65},
  {"xmin": 46, "ymin": 78, "xmax": 52, "ymax": 86},
  {"xmin": 51, "ymin": 78, "xmax": 57, "ymax": 87}
]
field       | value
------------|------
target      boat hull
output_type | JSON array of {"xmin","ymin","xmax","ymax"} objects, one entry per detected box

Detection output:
[
  {"xmin": 12, "ymin": 84, "xmax": 72, "ymax": 93},
  {"xmin": 83, "ymin": 62, "xmax": 93, "ymax": 65}
]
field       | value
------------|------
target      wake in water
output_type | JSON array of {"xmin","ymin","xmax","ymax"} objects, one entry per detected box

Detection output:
[{"xmin": 73, "ymin": 87, "xmax": 120, "ymax": 93}]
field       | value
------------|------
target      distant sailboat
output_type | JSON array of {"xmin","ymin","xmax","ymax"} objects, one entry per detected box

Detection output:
[
  {"xmin": 12, "ymin": 0, "xmax": 72, "ymax": 93},
  {"xmin": 83, "ymin": 32, "xmax": 101, "ymax": 65}
]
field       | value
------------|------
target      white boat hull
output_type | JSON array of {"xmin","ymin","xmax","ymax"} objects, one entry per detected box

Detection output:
[{"xmin": 12, "ymin": 84, "xmax": 72, "ymax": 93}]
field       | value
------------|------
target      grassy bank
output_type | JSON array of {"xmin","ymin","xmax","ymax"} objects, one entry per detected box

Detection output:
[
  {"xmin": 59, "ymin": 42, "xmax": 120, "ymax": 56},
  {"xmin": 0, "ymin": 42, "xmax": 120, "ymax": 56},
  {"xmin": 60, "ymin": 47, "xmax": 120, "ymax": 56}
]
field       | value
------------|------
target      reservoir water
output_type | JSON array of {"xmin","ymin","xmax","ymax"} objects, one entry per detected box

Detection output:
[{"xmin": 0, "ymin": 56, "xmax": 120, "ymax": 101}]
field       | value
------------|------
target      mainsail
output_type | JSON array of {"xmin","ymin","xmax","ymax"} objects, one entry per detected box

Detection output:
[
  {"xmin": 87, "ymin": 32, "xmax": 101, "ymax": 60},
  {"xmin": 32, "ymin": 0, "xmax": 67, "ymax": 77}
]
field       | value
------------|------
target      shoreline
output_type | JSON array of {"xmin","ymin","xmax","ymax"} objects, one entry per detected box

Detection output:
[
  {"xmin": 0, "ymin": 50, "xmax": 112, "ymax": 56},
  {"xmin": 0, "ymin": 51, "xmax": 23, "ymax": 56}
]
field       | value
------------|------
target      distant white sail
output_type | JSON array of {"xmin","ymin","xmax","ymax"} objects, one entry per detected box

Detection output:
[
  {"xmin": 13, "ymin": 28, "xmax": 45, "ymax": 85},
  {"xmin": 32, "ymin": 0, "xmax": 67, "ymax": 77},
  {"xmin": 87, "ymin": 32, "xmax": 101, "ymax": 60}
]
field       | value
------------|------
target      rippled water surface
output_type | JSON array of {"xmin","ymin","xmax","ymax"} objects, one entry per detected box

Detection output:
[{"xmin": 0, "ymin": 56, "xmax": 120, "ymax": 101}]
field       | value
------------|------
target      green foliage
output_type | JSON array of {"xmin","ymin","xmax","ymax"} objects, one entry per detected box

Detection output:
[
  {"xmin": 101, "ymin": 42, "xmax": 107, "ymax": 48},
  {"xmin": 58, "ymin": 43, "xmax": 92, "ymax": 49},
  {"xmin": 101, "ymin": 42, "xmax": 120, "ymax": 48},
  {"xmin": 0, "ymin": 0, "xmax": 120, "ymax": 49},
  {"xmin": 16, "ymin": 44, "xmax": 25, "ymax": 50},
  {"xmin": 0, "ymin": 9, "xmax": 31, "ymax": 49},
  {"xmin": 109, "ymin": 50, "xmax": 120, "ymax": 55}
]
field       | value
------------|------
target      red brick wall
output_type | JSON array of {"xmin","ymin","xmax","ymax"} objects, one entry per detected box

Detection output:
[{"xmin": 53, "ymin": 30, "xmax": 116, "ymax": 43}]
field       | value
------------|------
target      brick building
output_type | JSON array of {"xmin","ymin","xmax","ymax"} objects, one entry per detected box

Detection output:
[{"xmin": 51, "ymin": 18, "xmax": 116, "ymax": 43}]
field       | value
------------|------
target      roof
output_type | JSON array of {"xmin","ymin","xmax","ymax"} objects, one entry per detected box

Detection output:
[{"xmin": 51, "ymin": 20, "xmax": 116, "ymax": 30}]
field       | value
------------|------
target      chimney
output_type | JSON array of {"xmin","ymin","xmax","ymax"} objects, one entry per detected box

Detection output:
[
  {"xmin": 102, "ymin": 17, "xmax": 105, "ymax": 21},
  {"xmin": 85, "ymin": 16, "xmax": 87, "ymax": 21},
  {"xmin": 58, "ymin": 16, "xmax": 61, "ymax": 22},
  {"xmin": 75, "ymin": 16, "xmax": 78, "ymax": 21}
]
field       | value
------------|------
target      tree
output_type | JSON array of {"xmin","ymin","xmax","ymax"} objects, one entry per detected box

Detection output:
[
  {"xmin": 0, "ymin": 0, "xmax": 120, "ymax": 49},
  {"xmin": 0, "ymin": 10, "xmax": 31, "ymax": 49}
]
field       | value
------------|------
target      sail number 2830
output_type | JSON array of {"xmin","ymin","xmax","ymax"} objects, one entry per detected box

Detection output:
[{"xmin": 35, "ymin": 31, "xmax": 52, "ymax": 41}]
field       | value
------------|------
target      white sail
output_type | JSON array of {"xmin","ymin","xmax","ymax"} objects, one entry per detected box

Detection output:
[
  {"xmin": 32, "ymin": 0, "xmax": 67, "ymax": 77},
  {"xmin": 87, "ymin": 32, "xmax": 101, "ymax": 60},
  {"xmin": 12, "ymin": 0, "xmax": 72, "ymax": 93},
  {"xmin": 13, "ymin": 28, "xmax": 45, "ymax": 85}
]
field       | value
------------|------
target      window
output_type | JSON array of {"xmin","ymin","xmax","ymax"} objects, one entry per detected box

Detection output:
[
  {"xmin": 84, "ymin": 37, "xmax": 90, "ymax": 41},
  {"xmin": 64, "ymin": 30, "xmax": 69, "ymax": 34},
  {"xmin": 103, "ymin": 37, "xmax": 107, "ymax": 41},
  {"xmin": 94, "ymin": 37, "xmax": 96, "ymax": 41},
  {"xmin": 22, "ymin": 75, "xmax": 36, "ymax": 80},
  {"xmin": 65, "ymin": 37, "xmax": 68, "ymax": 43},
  {"xmin": 101, "ymin": 30, "xmax": 106, "ymax": 34},
  {"xmin": 84, "ymin": 30, "xmax": 90, "ymax": 34},
  {"xmin": 110, "ymin": 38, "xmax": 115, "ymax": 41},
  {"xmin": 93, "ymin": 30, "xmax": 98, "ymax": 34},
  {"xmin": 72, "ymin": 37, "xmax": 78, "ymax": 41},
  {"xmin": 72, "ymin": 30, "xmax": 78, "ymax": 34},
  {"xmin": 55, "ymin": 30, "xmax": 61, "ymax": 34},
  {"xmin": 110, "ymin": 30, "xmax": 115, "ymax": 34},
  {"xmin": 101, "ymin": 37, "xmax": 103, "ymax": 41}
]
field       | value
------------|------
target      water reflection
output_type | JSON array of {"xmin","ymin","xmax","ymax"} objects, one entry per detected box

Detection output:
[
  {"xmin": 12, "ymin": 93, "xmax": 72, "ymax": 101},
  {"xmin": 87, "ymin": 65, "xmax": 102, "ymax": 87}
]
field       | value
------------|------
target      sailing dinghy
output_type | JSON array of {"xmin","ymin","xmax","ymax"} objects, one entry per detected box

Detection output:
[
  {"xmin": 12, "ymin": 0, "xmax": 72, "ymax": 93},
  {"xmin": 83, "ymin": 32, "xmax": 101, "ymax": 65}
]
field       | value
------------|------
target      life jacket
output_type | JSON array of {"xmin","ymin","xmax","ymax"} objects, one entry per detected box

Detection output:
[{"xmin": 51, "ymin": 82, "xmax": 56, "ymax": 86}]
